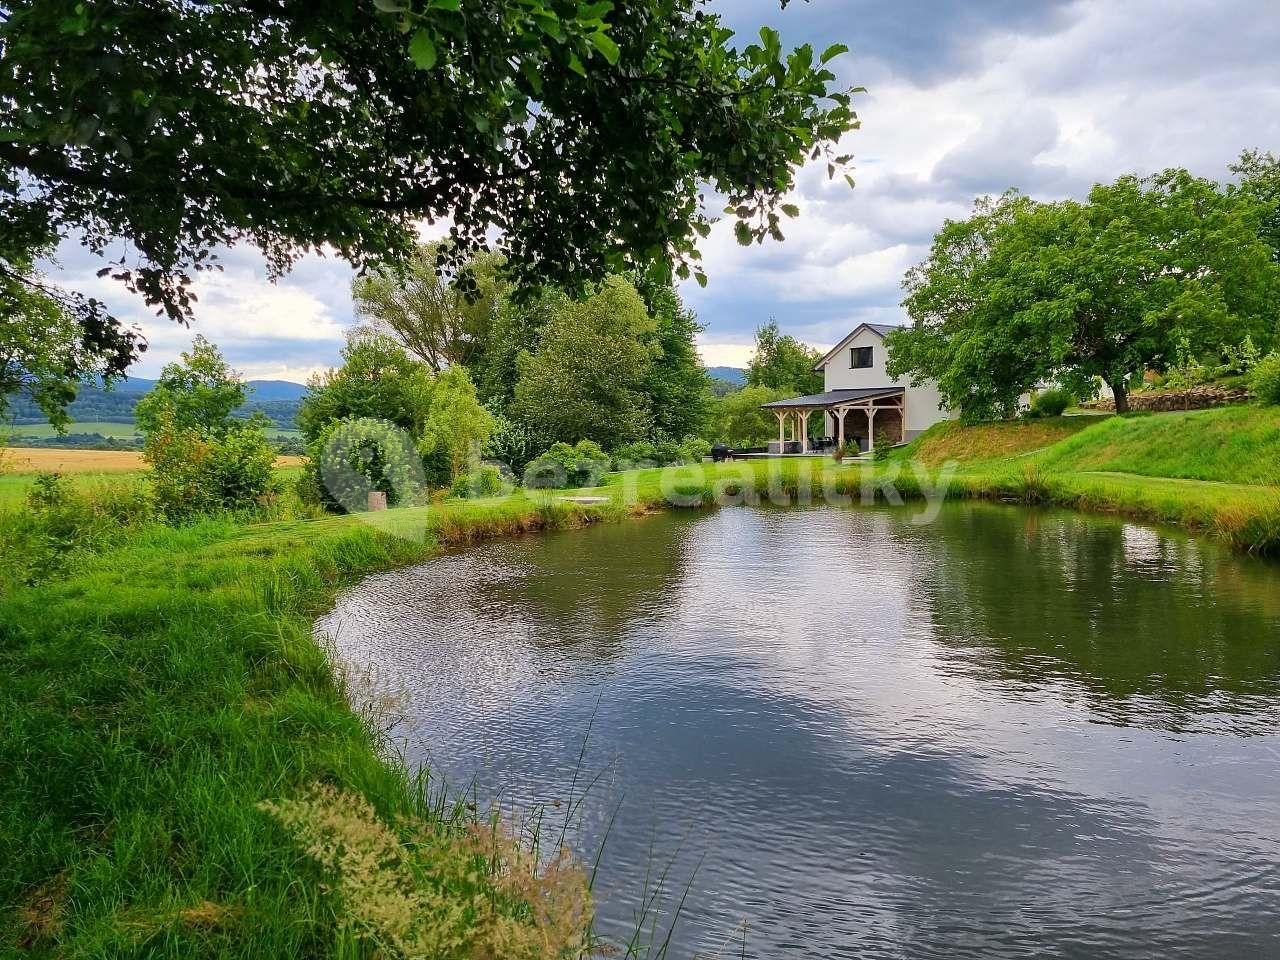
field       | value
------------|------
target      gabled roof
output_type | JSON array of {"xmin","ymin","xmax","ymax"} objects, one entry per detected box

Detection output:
[
  {"xmin": 760, "ymin": 386, "xmax": 904, "ymax": 409},
  {"xmin": 813, "ymin": 323, "xmax": 901, "ymax": 371}
]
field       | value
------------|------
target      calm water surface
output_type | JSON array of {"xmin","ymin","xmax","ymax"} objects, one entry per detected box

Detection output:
[{"xmin": 317, "ymin": 503, "xmax": 1280, "ymax": 959}]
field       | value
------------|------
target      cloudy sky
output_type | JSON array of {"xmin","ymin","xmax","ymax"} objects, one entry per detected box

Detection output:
[{"xmin": 43, "ymin": 0, "xmax": 1280, "ymax": 380}]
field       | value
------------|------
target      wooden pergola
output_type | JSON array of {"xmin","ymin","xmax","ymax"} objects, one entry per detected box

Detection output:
[{"xmin": 761, "ymin": 387, "xmax": 906, "ymax": 454}]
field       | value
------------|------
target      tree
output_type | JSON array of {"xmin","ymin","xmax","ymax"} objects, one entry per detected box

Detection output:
[
  {"xmin": 1, "ymin": 1, "xmax": 859, "ymax": 412},
  {"xmin": 297, "ymin": 334, "xmax": 436, "ymax": 444},
  {"xmin": 420, "ymin": 366, "xmax": 494, "ymax": 485},
  {"xmin": 135, "ymin": 336, "xmax": 247, "ymax": 439},
  {"xmin": 889, "ymin": 170, "xmax": 1280, "ymax": 417},
  {"xmin": 351, "ymin": 242, "xmax": 510, "ymax": 372},
  {"xmin": 706, "ymin": 384, "xmax": 789, "ymax": 446},
  {"xmin": 512, "ymin": 277, "xmax": 656, "ymax": 446},
  {"xmin": 135, "ymin": 337, "xmax": 275, "ymax": 516},
  {"xmin": 1232, "ymin": 149, "xmax": 1280, "ymax": 259},
  {"xmin": 0, "ymin": 244, "xmax": 138, "ymax": 431},
  {"xmin": 746, "ymin": 319, "xmax": 824, "ymax": 395},
  {"xmin": 634, "ymin": 269, "xmax": 712, "ymax": 442}
]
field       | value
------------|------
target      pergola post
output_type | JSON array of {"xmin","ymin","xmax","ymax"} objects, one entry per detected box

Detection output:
[
  {"xmin": 836, "ymin": 407, "xmax": 845, "ymax": 449},
  {"xmin": 866, "ymin": 407, "xmax": 878, "ymax": 452},
  {"xmin": 799, "ymin": 409, "xmax": 809, "ymax": 453},
  {"xmin": 775, "ymin": 410, "xmax": 786, "ymax": 449}
]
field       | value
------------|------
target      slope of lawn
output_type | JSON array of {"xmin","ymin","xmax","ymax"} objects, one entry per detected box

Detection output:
[
  {"xmin": 896, "ymin": 416, "xmax": 1100, "ymax": 466},
  {"xmin": 1032, "ymin": 406, "xmax": 1280, "ymax": 486}
]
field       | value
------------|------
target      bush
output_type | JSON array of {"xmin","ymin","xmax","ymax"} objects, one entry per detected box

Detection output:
[
  {"xmin": 1031, "ymin": 387, "xmax": 1073, "ymax": 418},
  {"xmin": 484, "ymin": 413, "xmax": 549, "ymax": 477},
  {"xmin": 449, "ymin": 463, "xmax": 512, "ymax": 499},
  {"xmin": 678, "ymin": 435, "xmax": 712, "ymax": 463},
  {"xmin": 145, "ymin": 415, "xmax": 278, "ymax": 520},
  {"xmin": 1251, "ymin": 352, "xmax": 1280, "ymax": 406},
  {"xmin": 301, "ymin": 417, "xmax": 426, "ymax": 513},
  {"xmin": 524, "ymin": 440, "xmax": 611, "ymax": 489}
]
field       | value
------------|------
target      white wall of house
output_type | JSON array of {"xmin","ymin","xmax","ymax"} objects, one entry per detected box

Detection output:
[{"xmin": 819, "ymin": 326, "xmax": 955, "ymax": 439}]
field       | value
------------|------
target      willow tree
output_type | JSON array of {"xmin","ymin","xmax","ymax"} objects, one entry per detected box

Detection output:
[{"xmin": 0, "ymin": 0, "xmax": 859, "ymax": 419}]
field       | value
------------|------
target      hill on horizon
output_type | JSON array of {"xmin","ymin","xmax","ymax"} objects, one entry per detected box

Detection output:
[{"xmin": 707, "ymin": 366, "xmax": 747, "ymax": 385}]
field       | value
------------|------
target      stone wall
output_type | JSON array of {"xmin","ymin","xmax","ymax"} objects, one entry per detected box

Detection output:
[{"xmin": 1081, "ymin": 384, "xmax": 1251, "ymax": 413}]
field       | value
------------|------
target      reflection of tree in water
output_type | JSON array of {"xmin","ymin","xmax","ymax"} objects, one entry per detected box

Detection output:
[
  {"xmin": 893, "ymin": 503, "xmax": 1280, "ymax": 731},
  {"xmin": 468, "ymin": 512, "xmax": 692, "ymax": 658}
]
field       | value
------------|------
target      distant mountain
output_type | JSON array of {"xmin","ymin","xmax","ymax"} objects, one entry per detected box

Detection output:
[
  {"xmin": 246, "ymin": 380, "xmax": 309, "ymax": 401},
  {"xmin": 707, "ymin": 366, "xmax": 747, "ymax": 385}
]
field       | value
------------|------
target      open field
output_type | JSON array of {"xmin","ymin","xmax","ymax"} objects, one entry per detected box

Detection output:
[{"xmin": 6, "ymin": 421, "xmax": 302, "ymax": 441}]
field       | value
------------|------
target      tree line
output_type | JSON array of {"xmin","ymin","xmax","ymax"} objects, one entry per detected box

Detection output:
[{"xmin": 887, "ymin": 151, "xmax": 1280, "ymax": 418}]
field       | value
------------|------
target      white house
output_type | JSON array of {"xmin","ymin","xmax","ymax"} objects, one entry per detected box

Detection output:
[{"xmin": 760, "ymin": 323, "xmax": 955, "ymax": 453}]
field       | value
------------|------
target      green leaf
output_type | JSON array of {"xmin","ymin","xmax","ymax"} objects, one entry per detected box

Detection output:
[
  {"xmin": 409, "ymin": 29, "xmax": 437, "ymax": 70},
  {"xmin": 429, "ymin": 0, "xmax": 462, "ymax": 8},
  {"xmin": 581, "ymin": 1, "xmax": 614, "ymax": 19},
  {"xmin": 373, "ymin": 0, "xmax": 406, "ymax": 11},
  {"xmin": 781, "ymin": 203, "xmax": 799, "ymax": 218},
  {"xmin": 695, "ymin": 271, "xmax": 708, "ymax": 288},
  {"xmin": 734, "ymin": 221, "xmax": 753, "ymax": 246},
  {"xmin": 588, "ymin": 31, "xmax": 620, "ymax": 65},
  {"xmin": 567, "ymin": 51, "xmax": 586, "ymax": 76},
  {"xmin": 819, "ymin": 43, "xmax": 849, "ymax": 64}
]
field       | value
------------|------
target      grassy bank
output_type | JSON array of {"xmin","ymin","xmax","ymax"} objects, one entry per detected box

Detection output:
[
  {"xmin": 1, "ymin": 493, "xmax": 632, "ymax": 957},
  {"xmin": 4, "ymin": 405, "xmax": 1280, "ymax": 955}
]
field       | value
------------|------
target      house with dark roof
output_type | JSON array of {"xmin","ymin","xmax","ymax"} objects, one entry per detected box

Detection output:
[{"xmin": 760, "ymin": 323, "xmax": 955, "ymax": 454}]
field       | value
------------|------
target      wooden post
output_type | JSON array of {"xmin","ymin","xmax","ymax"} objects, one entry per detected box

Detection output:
[
  {"xmin": 777, "ymin": 410, "xmax": 786, "ymax": 449},
  {"xmin": 866, "ymin": 407, "xmax": 878, "ymax": 452},
  {"xmin": 799, "ymin": 409, "xmax": 809, "ymax": 453},
  {"xmin": 899, "ymin": 392, "xmax": 907, "ymax": 444},
  {"xmin": 836, "ymin": 407, "xmax": 845, "ymax": 448}
]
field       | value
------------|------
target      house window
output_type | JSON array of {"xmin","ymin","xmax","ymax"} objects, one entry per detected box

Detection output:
[{"xmin": 851, "ymin": 346, "xmax": 873, "ymax": 369}]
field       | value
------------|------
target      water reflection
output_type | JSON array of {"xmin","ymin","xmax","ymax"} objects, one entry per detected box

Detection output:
[{"xmin": 318, "ymin": 504, "xmax": 1280, "ymax": 959}]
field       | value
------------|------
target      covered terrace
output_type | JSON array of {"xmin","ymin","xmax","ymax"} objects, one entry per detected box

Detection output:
[{"xmin": 760, "ymin": 387, "xmax": 906, "ymax": 454}]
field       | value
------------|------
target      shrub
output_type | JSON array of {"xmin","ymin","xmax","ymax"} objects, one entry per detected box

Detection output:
[
  {"xmin": 524, "ymin": 440, "xmax": 611, "ymax": 489},
  {"xmin": 302, "ymin": 417, "xmax": 426, "ymax": 513},
  {"xmin": 873, "ymin": 429, "xmax": 894, "ymax": 461},
  {"xmin": 144, "ymin": 414, "xmax": 278, "ymax": 520},
  {"xmin": 1251, "ymin": 352, "xmax": 1280, "ymax": 406},
  {"xmin": 449, "ymin": 464, "xmax": 512, "ymax": 499},
  {"xmin": 678, "ymin": 435, "xmax": 712, "ymax": 463},
  {"xmin": 485, "ymin": 414, "xmax": 549, "ymax": 477},
  {"xmin": 1030, "ymin": 387, "xmax": 1072, "ymax": 418}
]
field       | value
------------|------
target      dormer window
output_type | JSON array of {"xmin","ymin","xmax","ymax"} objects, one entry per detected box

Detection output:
[{"xmin": 851, "ymin": 346, "xmax": 873, "ymax": 369}]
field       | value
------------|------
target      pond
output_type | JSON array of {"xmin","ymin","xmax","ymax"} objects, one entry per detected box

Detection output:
[{"xmin": 317, "ymin": 503, "xmax": 1280, "ymax": 959}]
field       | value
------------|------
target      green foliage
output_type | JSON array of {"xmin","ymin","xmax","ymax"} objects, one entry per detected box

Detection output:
[
  {"xmin": 135, "ymin": 336, "xmax": 248, "ymax": 439},
  {"xmin": 524, "ymin": 440, "xmax": 611, "ymax": 489},
  {"xmin": 301, "ymin": 418, "xmax": 426, "ymax": 513},
  {"xmin": 298, "ymin": 335, "xmax": 436, "ymax": 444},
  {"xmin": 1231, "ymin": 149, "xmax": 1280, "ymax": 259},
  {"xmin": 705, "ymin": 384, "xmax": 789, "ymax": 446},
  {"xmin": 1251, "ymin": 353, "xmax": 1280, "ymax": 406},
  {"xmin": 611, "ymin": 435, "xmax": 710, "ymax": 467},
  {"xmin": 513, "ymin": 278, "xmax": 656, "ymax": 446},
  {"xmin": 351, "ymin": 241, "xmax": 510, "ymax": 372},
  {"xmin": 1030, "ymin": 388, "xmax": 1073, "ymax": 418},
  {"xmin": 449, "ymin": 464, "xmax": 512, "ymax": 500},
  {"xmin": 418, "ymin": 366, "xmax": 494, "ymax": 486},
  {"xmin": 890, "ymin": 171, "xmax": 1280, "ymax": 418},
  {"xmin": 136, "ymin": 337, "xmax": 278, "ymax": 518},
  {"xmin": 746, "ymin": 319, "xmax": 824, "ymax": 394},
  {"xmin": 483, "ymin": 413, "xmax": 549, "ymax": 477},
  {"xmin": 633, "ymin": 269, "xmax": 712, "ymax": 442},
  {"xmin": 1, "ymin": 0, "xmax": 858, "ymax": 363},
  {"xmin": 145, "ymin": 411, "xmax": 278, "ymax": 519}
]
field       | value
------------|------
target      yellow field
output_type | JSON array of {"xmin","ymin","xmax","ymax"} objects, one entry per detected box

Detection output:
[{"xmin": 1, "ymin": 447, "xmax": 304, "ymax": 474}]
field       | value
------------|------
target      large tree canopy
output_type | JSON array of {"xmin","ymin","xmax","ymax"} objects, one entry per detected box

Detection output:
[
  {"xmin": 888, "ymin": 169, "xmax": 1280, "ymax": 417},
  {"xmin": 0, "ymin": 0, "xmax": 857, "ymax": 397},
  {"xmin": 746, "ymin": 318, "xmax": 823, "ymax": 394}
]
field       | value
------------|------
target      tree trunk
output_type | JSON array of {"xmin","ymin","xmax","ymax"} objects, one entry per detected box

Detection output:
[{"xmin": 1110, "ymin": 380, "xmax": 1130, "ymax": 414}]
